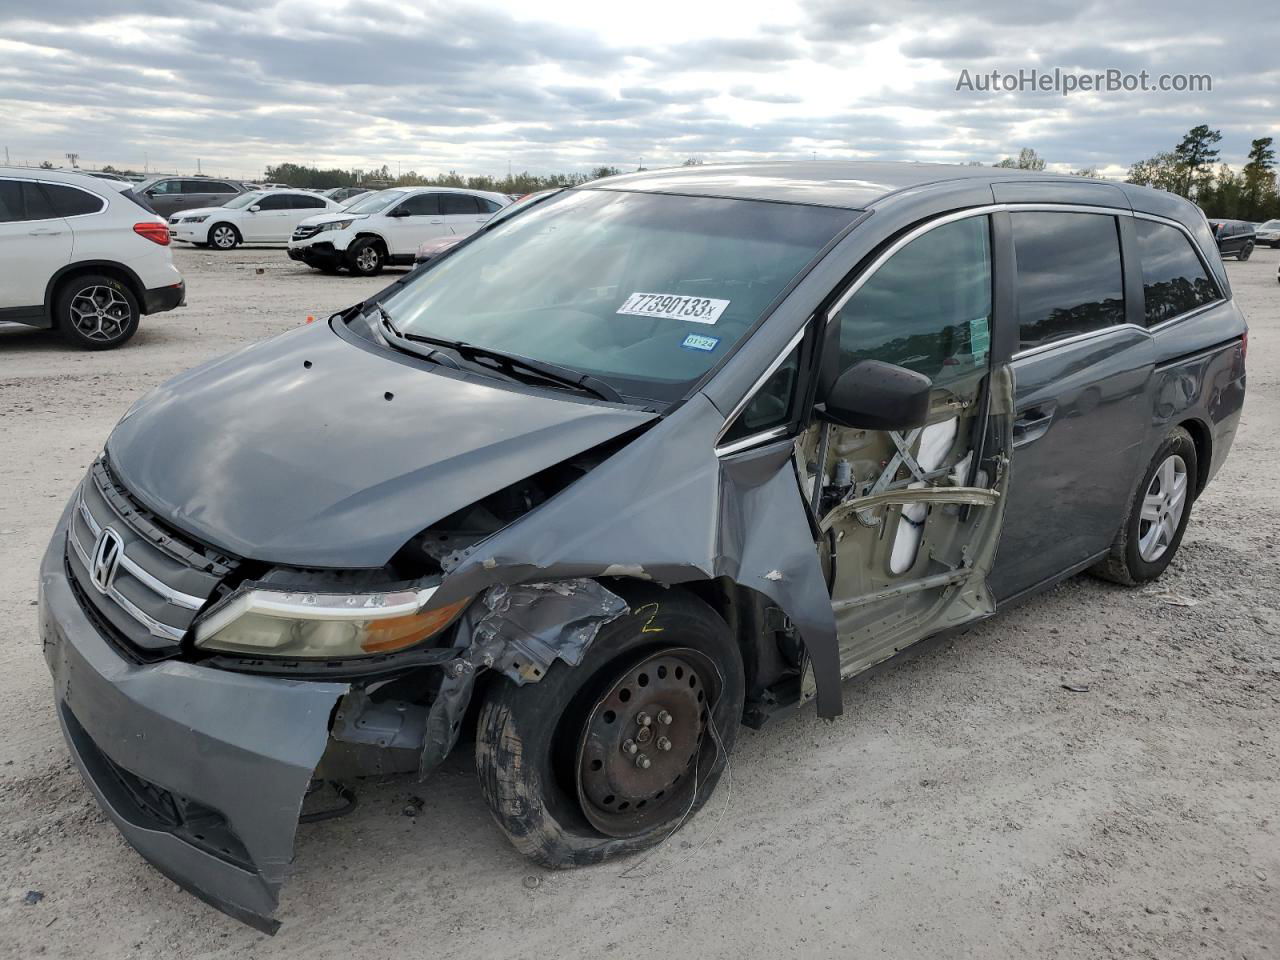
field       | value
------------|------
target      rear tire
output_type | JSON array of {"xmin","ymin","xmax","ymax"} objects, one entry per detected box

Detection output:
[
  {"xmin": 347, "ymin": 238, "xmax": 384, "ymax": 276},
  {"xmin": 1091, "ymin": 427, "xmax": 1197, "ymax": 586},
  {"xmin": 55, "ymin": 274, "xmax": 140, "ymax": 350},
  {"xmin": 209, "ymin": 223, "xmax": 240, "ymax": 250},
  {"xmin": 475, "ymin": 584, "xmax": 744, "ymax": 868},
  {"xmin": 1239, "ymin": 242, "xmax": 1253, "ymax": 261}
]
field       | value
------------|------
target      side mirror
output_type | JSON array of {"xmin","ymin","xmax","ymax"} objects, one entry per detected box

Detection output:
[
  {"xmin": 248, "ymin": 205, "xmax": 261, "ymax": 213},
  {"xmin": 817, "ymin": 360, "xmax": 932, "ymax": 432},
  {"xmin": 387, "ymin": 207, "xmax": 409, "ymax": 217}
]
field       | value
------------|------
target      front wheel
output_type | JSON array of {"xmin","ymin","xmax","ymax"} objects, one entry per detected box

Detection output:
[
  {"xmin": 208, "ymin": 223, "xmax": 240, "ymax": 250},
  {"xmin": 347, "ymin": 238, "xmax": 384, "ymax": 276},
  {"xmin": 475, "ymin": 585, "xmax": 744, "ymax": 868},
  {"xmin": 1091, "ymin": 426, "xmax": 1197, "ymax": 585}
]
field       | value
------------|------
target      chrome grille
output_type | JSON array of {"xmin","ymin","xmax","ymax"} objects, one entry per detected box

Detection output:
[
  {"xmin": 65, "ymin": 459, "xmax": 239, "ymax": 655},
  {"xmin": 292, "ymin": 224, "xmax": 321, "ymax": 241}
]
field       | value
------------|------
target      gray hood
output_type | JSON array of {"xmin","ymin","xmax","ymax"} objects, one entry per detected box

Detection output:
[{"xmin": 106, "ymin": 322, "xmax": 655, "ymax": 568}]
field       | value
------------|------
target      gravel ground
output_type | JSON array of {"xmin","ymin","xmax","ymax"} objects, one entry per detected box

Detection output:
[{"xmin": 1, "ymin": 244, "xmax": 1277, "ymax": 960}]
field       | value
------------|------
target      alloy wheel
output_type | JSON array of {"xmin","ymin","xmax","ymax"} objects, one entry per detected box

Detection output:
[
  {"xmin": 68, "ymin": 285, "xmax": 132, "ymax": 343},
  {"xmin": 211, "ymin": 225, "xmax": 236, "ymax": 249},
  {"xmin": 356, "ymin": 246, "xmax": 379, "ymax": 272},
  {"xmin": 575, "ymin": 647, "xmax": 716, "ymax": 837},
  {"xmin": 1138, "ymin": 454, "xmax": 1188, "ymax": 562}
]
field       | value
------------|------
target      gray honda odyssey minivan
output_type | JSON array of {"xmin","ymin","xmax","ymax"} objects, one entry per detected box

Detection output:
[{"xmin": 39, "ymin": 162, "xmax": 1246, "ymax": 931}]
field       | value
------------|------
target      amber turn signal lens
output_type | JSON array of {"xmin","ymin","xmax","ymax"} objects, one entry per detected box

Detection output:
[{"xmin": 358, "ymin": 596, "xmax": 472, "ymax": 654}]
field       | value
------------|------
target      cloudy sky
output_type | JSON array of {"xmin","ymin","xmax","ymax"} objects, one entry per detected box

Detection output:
[{"xmin": 0, "ymin": 0, "xmax": 1274, "ymax": 180}]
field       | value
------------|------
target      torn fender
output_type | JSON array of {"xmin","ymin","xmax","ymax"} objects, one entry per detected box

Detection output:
[{"xmin": 431, "ymin": 394, "xmax": 844, "ymax": 717}]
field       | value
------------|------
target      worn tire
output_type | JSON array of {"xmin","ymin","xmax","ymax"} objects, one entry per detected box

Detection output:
[
  {"xmin": 475, "ymin": 584, "xmax": 744, "ymax": 868},
  {"xmin": 1091, "ymin": 426, "xmax": 1198, "ymax": 586},
  {"xmin": 347, "ymin": 237, "xmax": 385, "ymax": 276},
  {"xmin": 55, "ymin": 274, "xmax": 140, "ymax": 350}
]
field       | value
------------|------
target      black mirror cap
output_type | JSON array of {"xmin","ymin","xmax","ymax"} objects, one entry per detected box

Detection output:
[
  {"xmin": 387, "ymin": 207, "xmax": 409, "ymax": 217},
  {"xmin": 817, "ymin": 359, "xmax": 932, "ymax": 432}
]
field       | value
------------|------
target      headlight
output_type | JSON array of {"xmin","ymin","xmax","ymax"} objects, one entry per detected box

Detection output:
[
  {"xmin": 194, "ymin": 585, "xmax": 471, "ymax": 658},
  {"xmin": 319, "ymin": 219, "xmax": 354, "ymax": 232},
  {"xmin": 187, "ymin": 215, "xmax": 210, "ymax": 223}
]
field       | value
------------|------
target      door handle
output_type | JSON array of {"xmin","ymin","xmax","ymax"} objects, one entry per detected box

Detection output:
[
  {"xmin": 1013, "ymin": 405, "xmax": 1056, "ymax": 448},
  {"xmin": 29, "ymin": 228, "xmax": 63, "ymax": 236},
  {"xmin": 429, "ymin": 219, "xmax": 443, "ymax": 224}
]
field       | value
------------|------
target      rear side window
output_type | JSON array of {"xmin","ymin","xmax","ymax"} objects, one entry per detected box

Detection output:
[
  {"xmin": 206, "ymin": 181, "xmax": 238, "ymax": 194},
  {"xmin": 43, "ymin": 183, "xmax": 104, "ymax": 217},
  {"xmin": 295, "ymin": 194, "xmax": 326, "ymax": 209},
  {"xmin": 1011, "ymin": 212, "xmax": 1125, "ymax": 351},
  {"xmin": 181, "ymin": 180, "xmax": 214, "ymax": 194},
  {"xmin": 440, "ymin": 194, "xmax": 481, "ymax": 215},
  {"xmin": 480, "ymin": 198, "xmax": 504, "ymax": 213},
  {"xmin": 397, "ymin": 193, "xmax": 440, "ymax": 216},
  {"xmin": 257, "ymin": 193, "xmax": 292, "ymax": 210},
  {"xmin": 22, "ymin": 183, "xmax": 55, "ymax": 221},
  {"xmin": 834, "ymin": 215, "xmax": 992, "ymax": 387},
  {"xmin": 1134, "ymin": 220, "xmax": 1220, "ymax": 324}
]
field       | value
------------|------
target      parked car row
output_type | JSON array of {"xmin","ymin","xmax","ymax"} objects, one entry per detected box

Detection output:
[{"xmin": 1209, "ymin": 219, "xmax": 1256, "ymax": 260}]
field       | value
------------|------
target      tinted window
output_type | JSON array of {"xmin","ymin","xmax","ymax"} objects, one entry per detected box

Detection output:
[
  {"xmin": 206, "ymin": 181, "xmax": 238, "ymax": 194},
  {"xmin": 257, "ymin": 193, "xmax": 292, "ymax": 210},
  {"xmin": 43, "ymin": 183, "xmax": 103, "ymax": 217},
  {"xmin": 1134, "ymin": 220, "xmax": 1220, "ymax": 325},
  {"xmin": 295, "ymin": 194, "xmax": 327, "ymax": 209},
  {"xmin": 397, "ymin": 193, "xmax": 440, "ymax": 216},
  {"xmin": 835, "ymin": 215, "xmax": 992, "ymax": 387},
  {"xmin": 22, "ymin": 183, "xmax": 55, "ymax": 221},
  {"xmin": 181, "ymin": 180, "xmax": 215, "ymax": 194},
  {"xmin": 480, "ymin": 198, "xmax": 504, "ymax": 213},
  {"xmin": 1011, "ymin": 212, "xmax": 1124, "ymax": 351},
  {"xmin": 0, "ymin": 179, "xmax": 21, "ymax": 221},
  {"xmin": 721, "ymin": 345, "xmax": 801, "ymax": 445},
  {"xmin": 440, "ymin": 194, "xmax": 481, "ymax": 215}
]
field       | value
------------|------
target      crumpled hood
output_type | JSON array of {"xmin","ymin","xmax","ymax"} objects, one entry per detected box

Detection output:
[{"xmin": 106, "ymin": 322, "xmax": 656, "ymax": 568}]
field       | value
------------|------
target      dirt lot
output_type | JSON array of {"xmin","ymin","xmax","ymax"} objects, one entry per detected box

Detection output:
[{"xmin": 1, "ymin": 244, "xmax": 1278, "ymax": 960}]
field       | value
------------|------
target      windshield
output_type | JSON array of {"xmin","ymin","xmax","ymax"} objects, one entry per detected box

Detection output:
[
  {"xmin": 1262, "ymin": 220, "xmax": 1280, "ymax": 230},
  {"xmin": 345, "ymin": 190, "xmax": 406, "ymax": 214},
  {"xmin": 224, "ymin": 191, "xmax": 265, "ymax": 209},
  {"xmin": 381, "ymin": 189, "xmax": 856, "ymax": 400}
]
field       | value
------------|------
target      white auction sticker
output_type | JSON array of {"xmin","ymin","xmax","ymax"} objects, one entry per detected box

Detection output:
[{"xmin": 616, "ymin": 292, "xmax": 729, "ymax": 325}]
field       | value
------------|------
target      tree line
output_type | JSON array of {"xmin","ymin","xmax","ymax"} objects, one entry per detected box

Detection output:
[
  {"xmin": 261, "ymin": 162, "xmax": 625, "ymax": 195},
  {"xmin": 991, "ymin": 127, "xmax": 1278, "ymax": 221}
]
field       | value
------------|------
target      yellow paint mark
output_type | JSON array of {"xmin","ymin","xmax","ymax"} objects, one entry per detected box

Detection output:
[{"xmin": 635, "ymin": 602, "xmax": 665, "ymax": 633}]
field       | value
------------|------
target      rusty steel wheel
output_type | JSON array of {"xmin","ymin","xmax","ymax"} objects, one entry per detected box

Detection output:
[{"xmin": 575, "ymin": 648, "xmax": 716, "ymax": 837}]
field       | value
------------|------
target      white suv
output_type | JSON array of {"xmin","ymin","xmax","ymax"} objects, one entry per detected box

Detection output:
[
  {"xmin": 0, "ymin": 167, "xmax": 184, "ymax": 349},
  {"xmin": 287, "ymin": 186, "xmax": 509, "ymax": 275},
  {"xmin": 169, "ymin": 189, "xmax": 341, "ymax": 250}
]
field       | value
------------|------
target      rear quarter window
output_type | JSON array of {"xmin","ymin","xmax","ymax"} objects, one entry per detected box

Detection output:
[
  {"xmin": 1134, "ymin": 220, "xmax": 1221, "ymax": 325},
  {"xmin": 43, "ymin": 183, "xmax": 105, "ymax": 217}
]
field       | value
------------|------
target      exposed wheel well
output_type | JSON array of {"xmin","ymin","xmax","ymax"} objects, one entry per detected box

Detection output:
[
  {"xmin": 46, "ymin": 263, "xmax": 146, "ymax": 325},
  {"xmin": 1177, "ymin": 417, "xmax": 1212, "ymax": 497},
  {"xmin": 352, "ymin": 233, "xmax": 388, "ymax": 252}
]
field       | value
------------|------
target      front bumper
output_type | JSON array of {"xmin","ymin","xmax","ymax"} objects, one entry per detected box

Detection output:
[
  {"xmin": 39, "ymin": 507, "xmax": 347, "ymax": 933},
  {"xmin": 287, "ymin": 240, "xmax": 344, "ymax": 269},
  {"xmin": 143, "ymin": 281, "xmax": 186, "ymax": 315}
]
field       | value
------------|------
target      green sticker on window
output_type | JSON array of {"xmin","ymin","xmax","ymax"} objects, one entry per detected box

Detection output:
[{"xmin": 970, "ymin": 315, "xmax": 991, "ymax": 359}]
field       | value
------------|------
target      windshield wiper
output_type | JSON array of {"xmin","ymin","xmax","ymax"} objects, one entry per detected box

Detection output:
[
  {"xmin": 372, "ymin": 302, "xmax": 461, "ymax": 370},
  {"xmin": 391, "ymin": 327, "xmax": 623, "ymax": 403}
]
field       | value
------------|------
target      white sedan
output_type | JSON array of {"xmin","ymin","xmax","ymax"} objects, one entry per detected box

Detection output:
[{"xmin": 169, "ymin": 190, "xmax": 342, "ymax": 249}]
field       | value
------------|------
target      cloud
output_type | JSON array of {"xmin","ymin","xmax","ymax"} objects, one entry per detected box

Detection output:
[{"xmin": 0, "ymin": 0, "xmax": 1274, "ymax": 179}]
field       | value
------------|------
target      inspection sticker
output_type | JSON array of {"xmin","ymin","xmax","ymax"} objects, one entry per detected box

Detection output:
[
  {"xmin": 680, "ymin": 333, "xmax": 720, "ymax": 352},
  {"xmin": 617, "ymin": 292, "xmax": 729, "ymax": 325},
  {"xmin": 969, "ymin": 315, "xmax": 991, "ymax": 358}
]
